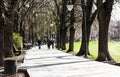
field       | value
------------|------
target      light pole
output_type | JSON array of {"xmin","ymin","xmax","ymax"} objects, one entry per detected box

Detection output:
[
  {"xmin": 50, "ymin": 23, "xmax": 53, "ymax": 39},
  {"xmin": 67, "ymin": 0, "xmax": 88, "ymax": 57}
]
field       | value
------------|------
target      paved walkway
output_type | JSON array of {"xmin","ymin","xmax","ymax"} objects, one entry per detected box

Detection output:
[{"xmin": 20, "ymin": 45, "xmax": 120, "ymax": 77}]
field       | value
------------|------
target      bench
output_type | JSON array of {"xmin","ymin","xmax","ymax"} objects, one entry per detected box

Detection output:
[
  {"xmin": 13, "ymin": 44, "xmax": 26, "ymax": 63},
  {"xmin": 13, "ymin": 44, "xmax": 26, "ymax": 56},
  {"xmin": 13, "ymin": 44, "xmax": 22, "ymax": 56}
]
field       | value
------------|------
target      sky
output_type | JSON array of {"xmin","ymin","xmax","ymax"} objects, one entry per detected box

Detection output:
[{"xmin": 111, "ymin": 2, "xmax": 120, "ymax": 21}]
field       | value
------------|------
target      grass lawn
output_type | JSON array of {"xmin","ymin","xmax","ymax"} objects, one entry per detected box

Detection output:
[{"xmin": 66, "ymin": 41, "xmax": 120, "ymax": 63}]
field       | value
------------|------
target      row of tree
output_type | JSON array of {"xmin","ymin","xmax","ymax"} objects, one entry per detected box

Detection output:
[
  {"xmin": 0, "ymin": 0, "xmax": 120, "ymax": 74},
  {"xmin": 53, "ymin": 0, "xmax": 119, "ymax": 62},
  {"xmin": 0, "ymin": 0, "xmax": 45, "ymax": 66}
]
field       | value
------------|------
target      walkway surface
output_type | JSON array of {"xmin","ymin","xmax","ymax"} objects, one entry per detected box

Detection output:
[{"xmin": 20, "ymin": 45, "xmax": 120, "ymax": 77}]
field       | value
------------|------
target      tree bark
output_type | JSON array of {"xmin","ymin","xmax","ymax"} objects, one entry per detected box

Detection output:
[
  {"xmin": 96, "ymin": 0, "xmax": 114, "ymax": 61},
  {"xmin": 67, "ymin": 27, "xmax": 75, "ymax": 52},
  {"xmin": 77, "ymin": 0, "xmax": 97, "ymax": 56},
  {"xmin": 59, "ymin": 0, "xmax": 67, "ymax": 50},
  {"xmin": 54, "ymin": 0, "xmax": 61, "ymax": 49},
  {"xmin": 0, "ymin": 5, "xmax": 4, "ymax": 66},
  {"xmin": 67, "ymin": 0, "xmax": 75, "ymax": 52},
  {"xmin": 0, "ymin": 29, "xmax": 4, "ymax": 66},
  {"xmin": 62, "ymin": 28, "xmax": 67, "ymax": 50},
  {"xmin": 13, "ymin": 11, "xmax": 19, "ymax": 33},
  {"xmin": 4, "ymin": 0, "xmax": 18, "ymax": 75}
]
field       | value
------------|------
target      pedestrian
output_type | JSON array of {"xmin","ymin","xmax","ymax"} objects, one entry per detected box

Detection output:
[
  {"xmin": 51, "ymin": 40, "xmax": 54, "ymax": 49},
  {"xmin": 47, "ymin": 39, "xmax": 51, "ymax": 49},
  {"xmin": 37, "ymin": 39, "xmax": 41, "ymax": 49}
]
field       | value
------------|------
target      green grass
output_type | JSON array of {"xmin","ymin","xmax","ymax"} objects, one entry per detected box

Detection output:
[
  {"xmin": 66, "ymin": 41, "xmax": 120, "ymax": 63},
  {"xmin": 108, "ymin": 41, "xmax": 120, "ymax": 63}
]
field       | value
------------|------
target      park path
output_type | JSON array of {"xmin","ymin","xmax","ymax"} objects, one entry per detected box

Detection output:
[{"xmin": 20, "ymin": 45, "xmax": 120, "ymax": 77}]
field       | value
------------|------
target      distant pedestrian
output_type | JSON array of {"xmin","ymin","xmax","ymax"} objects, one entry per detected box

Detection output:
[
  {"xmin": 37, "ymin": 39, "xmax": 41, "ymax": 49},
  {"xmin": 51, "ymin": 40, "xmax": 54, "ymax": 49},
  {"xmin": 47, "ymin": 39, "xmax": 51, "ymax": 49},
  {"xmin": 47, "ymin": 39, "xmax": 54, "ymax": 49}
]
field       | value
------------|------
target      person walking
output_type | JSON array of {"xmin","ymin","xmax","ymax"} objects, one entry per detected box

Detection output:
[
  {"xmin": 47, "ymin": 39, "xmax": 51, "ymax": 49},
  {"xmin": 37, "ymin": 39, "xmax": 41, "ymax": 49},
  {"xmin": 51, "ymin": 40, "xmax": 54, "ymax": 49}
]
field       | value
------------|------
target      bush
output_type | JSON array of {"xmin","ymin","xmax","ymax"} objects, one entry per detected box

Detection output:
[{"xmin": 12, "ymin": 33, "xmax": 23, "ymax": 49}]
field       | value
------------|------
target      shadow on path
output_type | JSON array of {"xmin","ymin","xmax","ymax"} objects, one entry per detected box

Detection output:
[{"xmin": 26, "ymin": 60, "xmax": 91, "ymax": 69}]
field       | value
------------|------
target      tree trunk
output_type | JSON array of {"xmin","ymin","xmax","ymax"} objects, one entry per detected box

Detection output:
[
  {"xmin": 20, "ymin": 20, "xmax": 26, "ymax": 48},
  {"xmin": 4, "ymin": 0, "xmax": 18, "ymax": 75},
  {"xmin": 4, "ymin": 18, "xmax": 13, "ymax": 57},
  {"xmin": 56, "ymin": 25, "xmax": 61, "ymax": 49},
  {"xmin": 62, "ymin": 28, "xmax": 67, "ymax": 50},
  {"xmin": 0, "ymin": 7, "xmax": 4, "ymax": 66},
  {"xmin": 96, "ymin": 0, "xmax": 114, "ymax": 61},
  {"xmin": 67, "ymin": 0, "xmax": 75, "ymax": 52},
  {"xmin": 67, "ymin": 27, "xmax": 75, "ymax": 52},
  {"xmin": 0, "ymin": 29, "xmax": 4, "ymax": 66},
  {"xmin": 76, "ymin": 20, "xmax": 87, "ymax": 56},
  {"xmin": 59, "ymin": 0, "xmax": 67, "ymax": 50},
  {"xmin": 53, "ymin": 0, "xmax": 61, "ymax": 49},
  {"xmin": 77, "ymin": 0, "xmax": 96, "ymax": 56},
  {"xmin": 59, "ymin": 27, "xmax": 63, "ymax": 49},
  {"xmin": 13, "ymin": 11, "xmax": 19, "ymax": 33},
  {"xmin": 54, "ymin": 0, "xmax": 61, "ymax": 49}
]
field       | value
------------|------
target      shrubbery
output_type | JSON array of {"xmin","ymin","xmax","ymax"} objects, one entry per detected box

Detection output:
[{"xmin": 12, "ymin": 32, "xmax": 23, "ymax": 49}]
